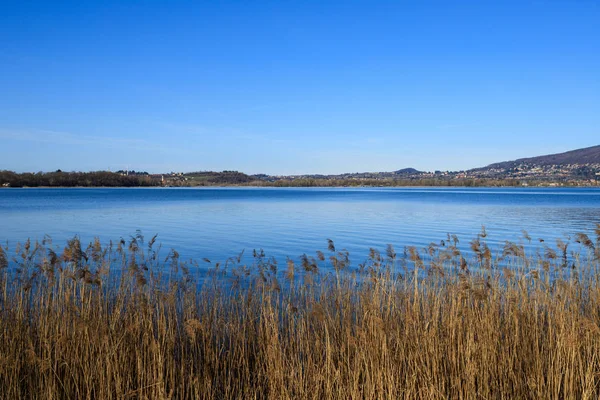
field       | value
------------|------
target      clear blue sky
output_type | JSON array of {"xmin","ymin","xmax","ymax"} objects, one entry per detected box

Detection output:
[{"xmin": 1, "ymin": 0, "xmax": 598, "ymax": 175}]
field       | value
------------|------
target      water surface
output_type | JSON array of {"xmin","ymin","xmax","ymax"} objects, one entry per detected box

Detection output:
[{"xmin": 1, "ymin": 187, "xmax": 599, "ymax": 270}]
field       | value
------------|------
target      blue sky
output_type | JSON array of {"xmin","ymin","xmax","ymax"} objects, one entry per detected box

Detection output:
[{"xmin": 1, "ymin": 0, "xmax": 599, "ymax": 174}]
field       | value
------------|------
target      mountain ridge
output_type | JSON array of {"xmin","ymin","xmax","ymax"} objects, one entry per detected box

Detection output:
[{"xmin": 476, "ymin": 145, "xmax": 600, "ymax": 171}]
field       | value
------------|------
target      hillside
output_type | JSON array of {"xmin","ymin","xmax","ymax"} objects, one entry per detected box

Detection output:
[
  {"xmin": 461, "ymin": 145, "xmax": 600, "ymax": 183},
  {"xmin": 481, "ymin": 145, "xmax": 600, "ymax": 170},
  {"xmin": 393, "ymin": 168, "xmax": 421, "ymax": 175}
]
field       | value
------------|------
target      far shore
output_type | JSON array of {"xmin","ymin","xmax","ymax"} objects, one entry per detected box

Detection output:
[{"xmin": 2, "ymin": 183, "xmax": 600, "ymax": 189}]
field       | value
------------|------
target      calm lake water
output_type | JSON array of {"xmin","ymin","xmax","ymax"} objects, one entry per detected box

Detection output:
[{"xmin": 1, "ymin": 187, "xmax": 599, "ymax": 271}]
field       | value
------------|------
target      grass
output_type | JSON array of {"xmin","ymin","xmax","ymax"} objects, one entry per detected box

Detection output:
[{"xmin": 1, "ymin": 227, "xmax": 600, "ymax": 399}]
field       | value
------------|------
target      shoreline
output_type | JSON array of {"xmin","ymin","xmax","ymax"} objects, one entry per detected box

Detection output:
[{"xmin": 2, "ymin": 183, "xmax": 600, "ymax": 189}]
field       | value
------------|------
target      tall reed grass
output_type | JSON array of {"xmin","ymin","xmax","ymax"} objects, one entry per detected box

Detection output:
[{"xmin": 1, "ymin": 227, "xmax": 600, "ymax": 399}]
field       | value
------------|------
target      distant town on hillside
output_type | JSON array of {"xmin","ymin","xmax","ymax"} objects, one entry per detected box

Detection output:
[{"xmin": 2, "ymin": 145, "xmax": 600, "ymax": 188}]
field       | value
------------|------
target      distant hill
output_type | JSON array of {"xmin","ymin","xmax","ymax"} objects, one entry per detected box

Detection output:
[
  {"xmin": 393, "ymin": 168, "xmax": 421, "ymax": 175},
  {"xmin": 184, "ymin": 171, "xmax": 254, "ymax": 184},
  {"xmin": 478, "ymin": 145, "xmax": 600, "ymax": 170}
]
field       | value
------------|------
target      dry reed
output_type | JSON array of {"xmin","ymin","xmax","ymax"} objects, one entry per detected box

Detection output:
[{"xmin": 1, "ymin": 226, "xmax": 600, "ymax": 399}]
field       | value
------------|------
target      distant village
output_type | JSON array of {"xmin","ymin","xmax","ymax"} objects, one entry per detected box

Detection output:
[
  {"xmin": 100, "ymin": 162, "xmax": 600, "ymax": 187},
  {"xmin": 262, "ymin": 162, "xmax": 600, "ymax": 187},
  {"xmin": 2, "ymin": 157, "xmax": 600, "ymax": 188},
  {"xmin": 461, "ymin": 163, "xmax": 600, "ymax": 184}
]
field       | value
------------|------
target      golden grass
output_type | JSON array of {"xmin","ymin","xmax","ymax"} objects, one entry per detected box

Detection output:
[{"xmin": 1, "ymin": 227, "xmax": 599, "ymax": 399}]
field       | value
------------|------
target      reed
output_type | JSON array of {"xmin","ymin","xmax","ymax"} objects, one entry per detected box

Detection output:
[{"xmin": 1, "ymin": 227, "xmax": 599, "ymax": 399}]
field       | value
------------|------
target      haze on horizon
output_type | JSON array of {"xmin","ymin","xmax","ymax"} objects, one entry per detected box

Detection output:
[{"xmin": 1, "ymin": 1, "xmax": 599, "ymax": 175}]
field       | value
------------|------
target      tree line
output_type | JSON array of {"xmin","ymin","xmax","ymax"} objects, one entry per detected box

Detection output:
[
  {"xmin": 0, "ymin": 171, "xmax": 160, "ymax": 188},
  {"xmin": 2, "ymin": 170, "xmax": 592, "ymax": 188}
]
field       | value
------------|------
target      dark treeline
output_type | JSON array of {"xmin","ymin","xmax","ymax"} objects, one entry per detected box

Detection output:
[
  {"xmin": 185, "ymin": 171, "xmax": 255, "ymax": 185},
  {"xmin": 0, "ymin": 170, "xmax": 160, "ymax": 188}
]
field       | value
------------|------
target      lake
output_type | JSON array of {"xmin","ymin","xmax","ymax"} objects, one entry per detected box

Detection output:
[{"xmin": 1, "ymin": 187, "xmax": 599, "ymax": 271}]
